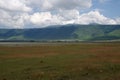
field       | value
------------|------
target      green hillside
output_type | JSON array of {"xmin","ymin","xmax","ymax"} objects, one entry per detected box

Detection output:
[
  {"xmin": 108, "ymin": 30, "xmax": 120, "ymax": 37},
  {"xmin": 0, "ymin": 25, "xmax": 120, "ymax": 41},
  {"xmin": 74, "ymin": 26, "xmax": 105, "ymax": 40}
]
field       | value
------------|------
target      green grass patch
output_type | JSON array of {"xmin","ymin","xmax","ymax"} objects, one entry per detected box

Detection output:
[{"xmin": 0, "ymin": 43, "xmax": 120, "ymax": 80}]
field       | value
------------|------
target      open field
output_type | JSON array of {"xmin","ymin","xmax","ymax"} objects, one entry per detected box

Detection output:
[{"xmin": 0, "ymin": 42, "xmax": 120, "ymax": 80}]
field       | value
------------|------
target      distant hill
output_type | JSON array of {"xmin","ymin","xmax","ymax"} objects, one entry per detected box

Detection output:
[{"xmin": 0, "ymin": 25, "xmax": 120, "ymax": 41}]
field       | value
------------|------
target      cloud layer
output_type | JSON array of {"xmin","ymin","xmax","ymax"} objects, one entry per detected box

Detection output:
[{"xmin": 0, "ymin": 0, "xmax": 119, "ymax": 28}]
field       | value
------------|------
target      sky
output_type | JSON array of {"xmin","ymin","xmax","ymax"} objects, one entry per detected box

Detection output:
[{"xmin": 0, "ymin": 0, "xmax": 120, "ymax": 28}]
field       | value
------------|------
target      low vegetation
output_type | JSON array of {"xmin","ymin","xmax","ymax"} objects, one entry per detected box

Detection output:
[{"xmin": 0, "ymin": 42, "xmax": 120, "ymax": 80}]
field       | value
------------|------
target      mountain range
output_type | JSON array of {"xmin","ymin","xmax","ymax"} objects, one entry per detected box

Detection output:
[{"xmin": 0, "ymin": 25, "xmax": 120, "ymax": 41}]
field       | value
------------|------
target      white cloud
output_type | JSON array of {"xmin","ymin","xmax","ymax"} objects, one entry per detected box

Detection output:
[
  {"xmin": 77, "ymin": 10, "xmax": 117, "ymax": 24},
  {"xmin": 28, "ymin": 0, "xmax": 92, "ymax": 11},
  {"xmin": 30, "ymin": 12, "xmax": 52, "ymax": 26},
  {"xmin": 30, "ymin": 12, "xmax": 64, "ymax": 27},
  {"xmin": 0, "ymin": 0, "xmax": 31, "ymax": 28},
  {"xmin": 52, "ymin": 0, "xmax": 92, "ymax": 10},
  {"xmin": 29, "ymin": 10, "xmax": 118, "ymax": 27},
  {"xmin": 29, "ymin": 10, "xmax": 80, "ymax": 27},
  {"xmin": 0, "ymin": 0, "xmax": 119, "ymax": 28},
  {"xmin": 0, "ymin": 0, "xmax": 32, "ymax": 12},
  {"xmin": 0, "ymin": 10, "xmax": 30, "ymax": 28},
  {"xmin": 0, "ymin": 0, "xmax": 92, "ymax": 28},
  {"xmin": 58, "ymin": 9, "xmax": 80, "ymax": 20},
  {"xmin": 116, "ymin": 18, "xmax": 120, "ymax": 24}
]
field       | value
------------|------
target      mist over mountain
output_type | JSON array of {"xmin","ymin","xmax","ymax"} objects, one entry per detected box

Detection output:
[{"xmin": 0, "ymin": 25, "xmax": 120, "ymax": 41}]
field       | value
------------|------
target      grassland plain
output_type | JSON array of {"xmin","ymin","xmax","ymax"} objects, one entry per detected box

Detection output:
[{"xmin": 0, "ymin": 42, "xmax": 120, "ymax": 80}]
